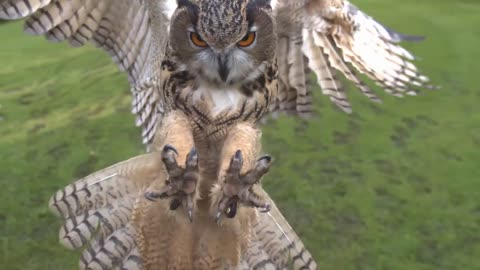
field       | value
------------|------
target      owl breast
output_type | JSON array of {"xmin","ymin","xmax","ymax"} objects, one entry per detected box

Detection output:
[
  {"xmin": 161, "ymin": 57, "xmax": 276, "ymax": 142},
  {"xmin": 192, "ymin": 84, "xmax": 245, "ymax": 118}
]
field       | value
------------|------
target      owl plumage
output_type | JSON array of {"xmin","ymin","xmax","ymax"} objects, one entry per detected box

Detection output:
[{"xmin": 1, "ymin": 0, "xmax": 433, "ymax": 269}]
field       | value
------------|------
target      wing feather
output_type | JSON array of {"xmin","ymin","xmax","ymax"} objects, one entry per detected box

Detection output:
[
  {"xmin": 48, "ymin": 153, "xmax": 164, "ymax": 269},
  {"xmin": 118, "ymin": 247, "xmax": 143, "ymax": 270},
  {"xmin": 0, "ymin": 0, "xmax": 171, "ymax": 145},
  {"xmin": 273, "ymin": 9, "xmax": 314, "ymax": 118},
  {"xmin": 242, "ymin": 188, "xmax": 317, "ymax": 270},
  {"xmin": 303, "ymin": 30, "xmax": 350, "ymax": 112},
  {"xmin": 275, "ymin": 0, "xmax": 435, "ymax": 113},
  {"xmin": 80, "ymin": 223, "xmax": 138, "ymax": 270}
]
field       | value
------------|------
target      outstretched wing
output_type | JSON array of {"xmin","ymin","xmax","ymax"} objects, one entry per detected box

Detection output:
[
  {"xmin": 48, "ymin": 153, "xmax": 166, "ymax": 269},
  {"xmin": 272, "ymin": 0, "xmax": 434, "ymax": 115},
  {"xmin": 241, "ymin": 188, "xmax": 317, "ymax": 270},
  {"xmin": 0, "ymin": 0, "xmax": 173, "ymax": 144}
]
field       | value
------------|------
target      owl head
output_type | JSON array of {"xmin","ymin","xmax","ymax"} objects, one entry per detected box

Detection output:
[{"xmin": 169, "ymin": 0, "xmax": 276, "ymax": 86}]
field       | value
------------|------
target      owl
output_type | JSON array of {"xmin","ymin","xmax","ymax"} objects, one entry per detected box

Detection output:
[{"xmin": 0, "ymin": 0, "xmax": 433, "ymax": 269}]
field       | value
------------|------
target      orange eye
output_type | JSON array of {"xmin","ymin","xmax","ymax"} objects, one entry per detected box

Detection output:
[
  {"xmin": 190, "ymin": 32, "xmax": 208, "ymax": 48},
  {"xmin": 238, "ymin": 32, "xmax": 256, "ymax": 47}
]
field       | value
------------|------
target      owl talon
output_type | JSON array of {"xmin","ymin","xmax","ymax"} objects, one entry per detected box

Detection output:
[
  {"xmin": 161, "ymin": 144, "xmax": 182, "ymax": 178},
  {"xmin": 144, "ymin": 191, "xmax": 165, "ymax": 202},
  {"xmin": 213, "ymin": 150, "xmax": 272, "ymax": 221},
  {"xmin": 146, "ymin": 145, "xmax": 199, "ymax": 220},
  {"xmin": 163, "ymin": 144, "xmax": 179, "ymax": 155},
  {"xmin": 170, "ymin": 198, "xmax": 182, "ymax": 210},
  {"xmin": 258, "ymin": 203, "xmax": 271, "ymax": 213},
  {"xmin": 225, "ymin": 201, "xmax": 238, "ymax": 218}
]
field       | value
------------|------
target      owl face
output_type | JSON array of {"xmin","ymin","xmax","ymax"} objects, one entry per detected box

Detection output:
[{"xmin": 169, "ymin": 0, "xmax": 276, "ymax": 86}]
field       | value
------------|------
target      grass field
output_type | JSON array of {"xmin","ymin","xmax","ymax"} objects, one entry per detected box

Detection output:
[{"xmin": 1, "ymin": 1, "xmax": 479, "ymax": 269}]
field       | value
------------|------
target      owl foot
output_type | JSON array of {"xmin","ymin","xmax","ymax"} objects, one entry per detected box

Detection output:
[
  {"xmin": 214, "ymin": 150, "xmax": 272, "ymax": 222},
  {"xmin": 144, "ymin": 145, "xmax": 198, "ymax": 222}
]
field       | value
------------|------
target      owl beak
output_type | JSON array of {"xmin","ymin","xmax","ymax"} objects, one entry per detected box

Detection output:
[{"xmin": 217, "ymin": 55, "xmax": 229, "ymax": 82}]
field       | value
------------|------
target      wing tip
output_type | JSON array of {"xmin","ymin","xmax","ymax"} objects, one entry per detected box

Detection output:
[
  {"xmin": 338, "ymin": 105, "xmax": 353, "ymax": 114},
  {"xmin": 48, "ymin": 194, "xmax": 63, "ymax": 217}
]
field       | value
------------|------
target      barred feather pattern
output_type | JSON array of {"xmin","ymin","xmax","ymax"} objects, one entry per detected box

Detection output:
[
  {"xmin": 240, "ymin": 189, "xmax": 317, "ymax": 270},
  {"xmin": 303, "ymin": 30, "xmax": 350, "ymax": 112},
  {"xmin": 276, "ymin": 0, "xmax": 434, "ymax": 111},
  {"xmin": 48, "ymin": 153, "xmax": 165, "ymax": 269},
  {"xmin": 1, "ymin": 1, "xmax": 436, "ymax": 269},
  {"xmin": 272, "ymin": 5, "xmax": 313, "ymax": 118},
  {"xmin": 306, "ymin": 30, "xmax": 382, "ymax": 112},
  {"xmin": 47, "ymin": 147, "xmax": 318, "ymax": 269},
  {"xmin": 0, "ymin": 0, "xmax": 169, "ymax": 145}
]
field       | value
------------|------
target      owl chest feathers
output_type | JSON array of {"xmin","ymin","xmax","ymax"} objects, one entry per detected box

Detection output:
[
  {"xmin": 160, "ymin": 55, "xmax": 275, "ymax": 141},
  {"xmin": 192, "ymin": 84, "xmax": 245, "ymax": 118},
  {"xmin": 163, "ymin": 70, "xmax": 276, "ymax": 127}
]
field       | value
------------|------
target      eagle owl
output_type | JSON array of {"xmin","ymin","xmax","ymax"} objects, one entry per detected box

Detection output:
[{"xmin": 0, "ymin": 0, "xmax": 433, "ymax": 269}]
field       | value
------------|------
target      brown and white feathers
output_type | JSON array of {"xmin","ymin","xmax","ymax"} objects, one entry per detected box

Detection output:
[
  {"xmin": 48, "ymin": 150, "xmax": 316, "ymax": 269},
  {"xmin": 0, "ymin": 0, "xmax": 170, "ymax": 144},
  {"xmin": 1, "ymin": 0, "xmax": 435, "ymax": 269},
  {"xmin": 0, "ymin": 0, "xmax": 434, "ymax": 138},
  {"xmin": 272, "ymin": 0, "xmax": 434, "ymax": 114}
]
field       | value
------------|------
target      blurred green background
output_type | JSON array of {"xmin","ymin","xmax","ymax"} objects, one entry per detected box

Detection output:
[{"xmin": 1, "ymin": 0, "xmax": 479, "ymax": 269}]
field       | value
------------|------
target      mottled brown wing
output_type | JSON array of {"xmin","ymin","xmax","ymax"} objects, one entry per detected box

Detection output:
[
  {"xmin": 273, "ymin": 0, "xmax": 434, "ymax": 114},
  {"xmin": 241, "ymin": 188, "xmax": 317, "ymax": 270},
  {"xmin": 0, "ymin": 0, "xmax": 171, "ymax": 144},
  {"xmin": 48, "ymin": 153, "xmax": 166, "ymax": 270}
]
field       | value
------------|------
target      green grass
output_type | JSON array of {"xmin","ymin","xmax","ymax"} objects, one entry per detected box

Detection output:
[{"xmin": 1, "ymin": 0, "xmax": 479, "ymax": 269}]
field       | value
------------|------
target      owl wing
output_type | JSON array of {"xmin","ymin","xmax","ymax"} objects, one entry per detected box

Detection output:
[
  {"xmin": 48, "ymin": 152, "xmax": 316, "ymax": 269},
  {"xmin": 241, "ymin": 188, "xmax": 317, "ymax": 270},
  {"xmin": 48, "ymin": 152, "xmax": 166, "ymax": 269},
  {"xmin": 271, "ymin": 0, "xmax": 435, "ymax": 115},
  {"xmin": 0, "ymin": 0, "xmax": 173, "ymax": 144}
]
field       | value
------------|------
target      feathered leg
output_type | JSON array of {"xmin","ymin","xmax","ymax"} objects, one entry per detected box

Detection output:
[
  {"xmin": 144, "ymin": 110, "xmax": 198, "ymax": 221},
  {"xmin": 210, "ymin": 123, "xmax": 272, "ymax": 222}
]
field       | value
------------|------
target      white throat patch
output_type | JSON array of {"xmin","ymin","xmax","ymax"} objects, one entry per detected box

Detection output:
[{"xmin": 193, "ymin": 84, "xmax": 244, "ymax": 118}]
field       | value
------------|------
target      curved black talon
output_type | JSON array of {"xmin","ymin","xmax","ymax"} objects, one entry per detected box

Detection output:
[
  {"xmin": 225, "ymin": 201, "xmax": 238, "ymax": 219},
  {"xmin": 163, "ymin": 144, "xmax": 179, "ymax": 155},
  {"xmin": 257, "ymin": 155, "xmax": 272, "ymax": 163},
  {"xmin": 258, "ymin": 203, "xmax": 271, "ymax": 213},
  {"xmin": 170, "ymin": 198, "xmax": 182, "ymax": 210},
  {"xmin": 234, "ymin": 149, "xmax": 242, "ymax": 160},
  {"xmin": 188, "ymin": 148, "xmax": 197, "ymax": 160},
  {"xmin": 144, "ymin": 191, "xmax": 165, "ymax": 202}
]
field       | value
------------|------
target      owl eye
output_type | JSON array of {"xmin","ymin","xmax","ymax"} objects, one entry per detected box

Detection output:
[
  {"xmin": 237, "ymin": 32, "xmax": 256, "ymax": 47},
  {"xmin": 190, "ymin": 32, "xmax": 208, "ymax": 48}
]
